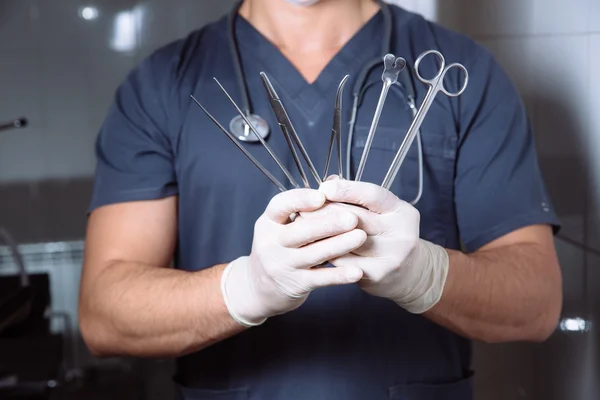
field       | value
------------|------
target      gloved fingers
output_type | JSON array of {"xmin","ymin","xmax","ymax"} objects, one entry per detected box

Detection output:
[
  {"xmin": 319, "ymin": 179, "xmax": 406, "ymax": 214},
  {"xmin": 351, "ymin": 236, "xmax": 378, "ymax": 257},
  {"xmin": 332, "ymin": 203, "xmax": 389, "ymax": 235},
  {"xmin": 329, "ymin": 253, "xmax": 369, "ymax": 269},
  {"xmin": 294, "ymin": 201, "xmax": 351, "ymax": 221},
  {"xmin": 265, "ymin": 189, "xmax": 326, "ymax": 224},
  {"xmin": 298, "ymin": 265, "xmax": 363, "ymax": 289},
  {"xmin": 339, "ymin": 235, "xmax": 416, "ymax": 260},
  {"xmin": 297, "ymin": 201, "xmax": 388, "ymax": 236},
  {"xmin": 329, "ymin": 254, "xmax": 390, "ymax": 282},
  {"xmin": 294, "ymin": 229, "xmax": 367, "ymax": 267},
  {"xmin": 279, "ymin": 207, "xmax": 359, "ymax": 248}
]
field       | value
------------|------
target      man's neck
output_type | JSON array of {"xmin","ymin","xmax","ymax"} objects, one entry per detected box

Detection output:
[{"xmin": 239, "ymin": 0, "xmax": 379, "ymax": 83}]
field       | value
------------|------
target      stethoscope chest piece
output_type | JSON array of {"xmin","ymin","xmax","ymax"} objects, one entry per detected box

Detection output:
[{"xmin": 230, "ymin": 114, "xmax": 270, "ymax": 142}]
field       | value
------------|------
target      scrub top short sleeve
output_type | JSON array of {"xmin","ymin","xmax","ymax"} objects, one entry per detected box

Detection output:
[
  {"xmin": 89, "ymin": 46, "xmax": 179, "ymax": 212},
  {"xmin": 454, "ymin": 49, "xmax": 561, "ymax": 252}
]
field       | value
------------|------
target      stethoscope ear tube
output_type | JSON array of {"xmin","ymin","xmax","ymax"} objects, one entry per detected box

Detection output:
[
  {"xmin": 224, "ymin": 0, "xmax": 424, "ymax": 204},
  {"xmin": 227, "ymin": 0, "xmax": 271, "ymax": 143}
]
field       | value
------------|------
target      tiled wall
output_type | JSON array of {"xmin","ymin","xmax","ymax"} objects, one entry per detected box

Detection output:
[
  {"xmin": 389, "ymin": 0, "xmax": 599, "ymax": 399},
  {"xmin": 0, "ymin": 0, "xmax": 236, "ymax": 243},
  {"xmin": 0, "ymin": 0, "xmax": 233, "ymax": 183},
  {"xmin": 1, "ymin": 1, "xmax": 598, "ymax": 399}
]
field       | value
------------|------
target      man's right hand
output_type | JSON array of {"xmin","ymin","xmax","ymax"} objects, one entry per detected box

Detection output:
[{"xmin": 221, "ymin": 189, "xmax": 367, "ymax": 327}]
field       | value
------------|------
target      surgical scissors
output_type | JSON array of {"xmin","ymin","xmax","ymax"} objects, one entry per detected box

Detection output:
[
  {"xmin": 381, "ymin": 50, "xmax": 469, "ymax": 190},
  {"xmin": 354, "ymin": 54, "xmax": 406, "ymax": 181},
  {"xmin": 323, "ymin": 74, "xmax": 350, "ymax": 180},
  {"xmin": 260, "ymin": 72, "xmax": 323, "ymax": 188}
]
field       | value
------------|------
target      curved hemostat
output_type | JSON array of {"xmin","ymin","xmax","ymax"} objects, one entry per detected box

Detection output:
[{"xmin": 323, "ymin": 74, "xmax": 350, "ymax": 181}]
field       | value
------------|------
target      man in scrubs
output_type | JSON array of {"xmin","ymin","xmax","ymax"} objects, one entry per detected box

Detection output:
[{"xmin": 79, "ymin": 0, "xmax": 563, "ymax": 398}]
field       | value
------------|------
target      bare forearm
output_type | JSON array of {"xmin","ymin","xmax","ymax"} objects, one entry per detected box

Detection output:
[
  {"xmin": 79, "ymin": 262, "xmax": 245, "ymax": 358},
  {"xmin": 424, "ymin": 243, "xmax": 562, "ymax": 343}
]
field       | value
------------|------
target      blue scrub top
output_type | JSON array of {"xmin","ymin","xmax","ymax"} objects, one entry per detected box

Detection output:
[{"xmin": 89, "ymin": 4, "xmax": 560, "ymax": 400}]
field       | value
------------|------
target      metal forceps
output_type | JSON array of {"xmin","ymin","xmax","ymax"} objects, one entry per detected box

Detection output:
[
  {"xmin": 354, "ymin": 54, "xmax": 407, "ymax": 182},
  {"xmin": 322, "ymin": 74, "xmax": 350, "ymax": 180},
  {"xmin": 192, "ymin": 73, "xmax": 350, "ymax": 192},
  {"xmin": 381, "ymin": 50, "xmax": 469, "ymax": 190},
  {"xmin": 260, "ymin": 72, "xmax": 322, "ymax": 188},
  {"xmin": 211, "ymin": 77, "xmax": 301, "ymax": 189},
  {"xmin": 191, "ymin": 94, "xmax": 291, "ymax": 192}
]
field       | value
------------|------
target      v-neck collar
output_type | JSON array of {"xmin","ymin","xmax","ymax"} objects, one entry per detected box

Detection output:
[{"xmin": 233, "ymin": 10, "xmax": 384, "ymax": 114}]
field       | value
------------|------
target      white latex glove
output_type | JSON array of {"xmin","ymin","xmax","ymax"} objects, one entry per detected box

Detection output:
[
  {"xmin": 221, "ymin": 189, "xmax": 367, "ymax": 327},
  {"xmin": 317, "ymin": 178, "xmax": 450, "ymax": 314}
]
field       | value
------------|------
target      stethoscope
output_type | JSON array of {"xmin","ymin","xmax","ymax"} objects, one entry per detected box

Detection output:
[{"xmin": 226, "ymin": 0, "xmax": 424, "ymax": 205}]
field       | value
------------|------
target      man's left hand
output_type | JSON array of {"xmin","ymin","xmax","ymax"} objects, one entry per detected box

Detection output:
[{"xmin": 318, "ymin": 177, "xmax": 450, "ymax": 314}]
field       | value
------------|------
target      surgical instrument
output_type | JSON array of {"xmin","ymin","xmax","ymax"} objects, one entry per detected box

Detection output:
[
  {"xmin": 260, "ymin": 72, "xmax": 323, "ymax": 187},
  {"xmin": 226, "ymin": 0, "xmax": 427, "ymax": 204},
  {"xmin": 213, "ymin": 77, "xmax": 301, "ymax": 189},
  {"xmin": 323, "ymin": 74, "xmax": 350, "ymax": 181},
  {"xmin": 354, "ymin": 54, "xmax": 406, "ymax": 181},
  {"xmin": 0, "ymin": 117, "xmax": 27, "ymax": 133},
  {"xmin": 381, "ymin": 50, "xmax": 469, "ymax": 190},
  {"xmin": 191, "ymin": 95, "xmax": 287, "ymax": 192}
]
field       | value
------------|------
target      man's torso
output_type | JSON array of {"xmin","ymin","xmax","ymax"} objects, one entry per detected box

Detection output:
[{"xmin": 162, "ymin": 5, "xmax": 474, "ymax": 399}]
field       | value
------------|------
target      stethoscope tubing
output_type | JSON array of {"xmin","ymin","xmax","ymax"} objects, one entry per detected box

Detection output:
[{"xmin": 226, "ymin": 0, "xmax": 424, "ymax": 205}]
